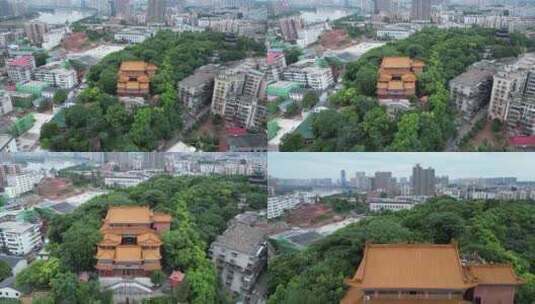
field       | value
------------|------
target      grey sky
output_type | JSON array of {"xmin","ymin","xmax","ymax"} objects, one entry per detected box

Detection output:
[{"xmin": 268, "ymin": 153, "xmax": 535, "ymax": 180}]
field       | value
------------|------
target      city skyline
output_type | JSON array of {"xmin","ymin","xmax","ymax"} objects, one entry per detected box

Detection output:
[{"xmin": 269, "ymin": 153, "xmax": 535, "ymax": 180}]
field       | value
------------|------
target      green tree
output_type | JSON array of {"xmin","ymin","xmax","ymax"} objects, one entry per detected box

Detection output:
[
  {"xmin": 302, "ymin": 92, "xmax": 319, "ymax": 110},
  {"xmin": 50, "ymin": 272, "xmax": 78, "ymax": 304},
  {"xmin": 58, "ymin": 219, "xmax": 102, "ymax": 272},
  {"xmin": 53, "ymin": 89, "xmax": 68, "ymax": 104},
  {"xmin": 280, "ymin": 133, "xmax": 306, "ymax": 152},
  {"xmin": 151, "ymin": 270, "xmax": 167, "ymax": 287},
  {"xmin": 0, "ymin": 260, "xmax": 12, "ymax": 281},
  {"xmin": 425, "ymin": 212, "xmax": 465, "ymax": 244},
  {"xmin": 284, "ymin": 47, "xmax": 303, "ymax": 65}
]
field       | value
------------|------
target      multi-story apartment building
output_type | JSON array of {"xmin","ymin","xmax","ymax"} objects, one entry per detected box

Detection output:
[
  {"xmin": 4, "ymin": 173, "xmax": 41, "ymax": 198},
  {"xmin": 178, "ymin": 64, "xmax": 219, "ymax": 115},
  {"xmin": 6, "ymin": 55, "xmax": 35, "ymax": 83},
  {"xmin": 411, "ymin": 164, "xmax": 435, "ymax": 196},
  {"xmin": 266, "ymin": 49, "xmax": 287, "ymax": 81},
  {"xmin": 34, "ymin": 61, "xmax": 78, "ymax": 89},
  {"xmin": 23, "ymin": 22, "xmax": 48, "ymax": 46},
  {"xmin": 95, "ymin": 206, "xmax": 171, "ymax": 277},
  {"xmin": 488, "ymin": 67, "xmax": 526, "ymax": 121},
  {"xmin": 146, "ymin": 0, "xmax": 166, "ymax": 23},
  {"xmin": 0, "ymin": 221, "xmax": 42, "ymax": 255},
  {"xmin": 283, "ymin": 59, "xmax": 334, "ymax": 91},
  {"xmin": 211, "ymin": 68, "xmax": 266, "ymax": 129},
  {"xmin": 506, "ymin": 70, "xmax": 535, "ymax": 136},
  {"xmin": 411, "ymin": 0, "xmax": 431, "ymax": 20},
  {"xmin": 209, "ymin": 216, "xmax": 267, "ymax": 302},
  {"xmin": 449, "ymin": 65, "xmax": 495, "ymax": 122}
]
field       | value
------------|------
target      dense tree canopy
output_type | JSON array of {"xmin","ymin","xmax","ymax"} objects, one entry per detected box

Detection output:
[
  {"xmin": 40, "ymin": 31, "xmax": 265, "ymax": 151},
  {"xmin": 267, "ymin": 198, "xmax": 535, "ymax": 303},
  {"xmin": 282, "ymin": 27, "xmax": 533, "ymax": 151}
]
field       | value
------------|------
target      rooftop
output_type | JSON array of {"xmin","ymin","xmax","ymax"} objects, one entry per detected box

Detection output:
[
  {"xmin": 381, "ymin": 57, "xmax": 412, "ymax": 69},
  {"xmin": 213, "ymin": 222, "xmax": 266, "ymax": 256},
  {"xmin": 450, "ymin": 68, "xmax": 495, "ymax": 87},
  {"xmin": 346, "ymin": 243, "xmax": 474, "ymax": 290},
  {"xmin": 104, "ymin": 206, "xmax": 152, "ymax": 224},
  {"xmin": 467, "ymin": 264, "xmax": 524, "ymax": 286}
]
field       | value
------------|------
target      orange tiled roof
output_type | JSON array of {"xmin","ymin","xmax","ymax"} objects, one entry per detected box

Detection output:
[
  {"xmin": 152, "ymin": 212, "xmax": 172, "ymax": 223},
  {"xmin": 142, "ymin": 248, "xmax": 161, "ymax": 260},
  {"xmin": 100, "ymin": 233, "xmax": 122, "ymax": 246},
  {"xmin": 105, "ymin": 206, "xmax": 152, "ymax": 224},
  {"xmin": 402, "ymin": 74, "xmax": 417, "ymax": 82},
  {"xmin": 346, "ymin": 243, "xmax": 475, "ymax": 290},
  {"xmin": 138, "ymin": 232, "xmax": 162, "ymax": 246},
  {"xmin": 381, "ymin": 57, "xmax": 412, "ymax": 69},
  {"xmin": 467, "ymin": 264, "xmax": 524, "ymax": 286},
  {"xmin": 115, "ymin": 246, "xmax": 143, "ymax": 262},
  {"xmin": 120, "ymin": 61, "xmax": 148, "ymax": 72},
  {"xmin": 412, "ymin": 59, "xmax": 425, "ymax": 67},
  {"xmin": 96, "ymin": 248, "xmax": 115, "ymax": 260},
  {"xmin": 143, "ymin": 262, "xmax": 162, "ymax": 271},
  {"xmin": 388, "ymin": 81, "xmax": 404, "ymax": 90}
]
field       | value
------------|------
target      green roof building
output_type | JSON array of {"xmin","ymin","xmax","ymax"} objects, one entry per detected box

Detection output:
[
  {"xmin": 266, "ymin": 81, "xmax": 301, "ymax": 99},
  {"xmin": 16, "ymin": 81, "xmax": 49, "ymax": 98}
]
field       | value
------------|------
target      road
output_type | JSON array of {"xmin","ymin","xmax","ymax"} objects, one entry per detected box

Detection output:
[{"xmin": 446, "ymin": 105, "xmax": 489, "ymax": 152}]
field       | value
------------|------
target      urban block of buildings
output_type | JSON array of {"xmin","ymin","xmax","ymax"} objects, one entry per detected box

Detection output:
[
  {"xmin": 282, "ymin": 59, "xmax": 334, "ymax": 91},
  {"xmin": 117, "ymin": 61, "xmax": 158, "ymax": 97},
  {"xmin": 95, "ymin": 206, "xmax": 171, "ymax": 277},
  {"xmin": 342, "ymin": 243, "xmax": 524, "ymax": 304}
]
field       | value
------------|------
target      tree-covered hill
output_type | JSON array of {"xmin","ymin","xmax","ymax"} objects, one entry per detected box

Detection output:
[
  {"xmin": 280, "ymin": 27, "xmax": 535, "ymax": 152},
  {"xmin": 15, "ymin": 175, "xmax": 267, "ymax": 304},
  {"xmin": 40, "ymin": 31, "xmax": 265, "ymax": 152},
  {"xmin": 267, "ymin": 198, "xmax": 535, "ymax": 304}
]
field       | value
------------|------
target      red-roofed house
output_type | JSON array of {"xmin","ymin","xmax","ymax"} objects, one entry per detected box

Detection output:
[
  {"xmin": 509, "ymin": 136, "xmax": 535, "ymax": 150},
  {"xmin": 6, "ymin": 55, "xmax": 35, "ymax": 83},
  {"xmin": 169, "ymin": 271, "xmax": 185, "ymax": 288}
]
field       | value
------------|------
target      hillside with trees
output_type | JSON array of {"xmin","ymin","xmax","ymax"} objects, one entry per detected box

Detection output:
[
  {"xmin": 280, "ymin": 27, "xmax": 535, "ymax": 152},
  {"xmin": 40, "ymin": 31, "xmax": 265, "ymax": 152},
  {"xmin": 267, "ymin": 198, "xmax": 535, "ymax": 303},
  {"xmin": 15, "ymin": 175, "xmax": 266, "ymax": 304}
]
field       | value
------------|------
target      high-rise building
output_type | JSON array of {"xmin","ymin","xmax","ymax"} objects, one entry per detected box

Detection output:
[
  {"xmin": 411, "ymin": 0, "xmax": 431, "ymax": 21},
  {"xmin": 374, "ymin": 0, "xmax": 392, "ymax": 14},
  {"xmin": 24, "ymin": 22, "xmax": 48, "ymax": 46},
  {"xmin": 411, "ymin": 164, "xmax": 435, "ymax": 196},
  {"xmin": 373, "ymin": 171, "xmax": 392, "ymax": 194},
  {"xmin": 146, "ymin": 0, "xmax": 167, "ymax": 23},
  {"xmin": 341, "ymin": 170, "xmax": 347, "ymax": 188}
]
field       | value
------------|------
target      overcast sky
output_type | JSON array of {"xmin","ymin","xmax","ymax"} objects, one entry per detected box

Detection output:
[{"xmin": 268, "ymin": 153, "xmax": 535, "ymax": 180}]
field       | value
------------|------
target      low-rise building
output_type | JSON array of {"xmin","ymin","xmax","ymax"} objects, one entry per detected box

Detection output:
[
  {"xmin": 377, "ymin": 57, "xmax": 424, "ymax": 105},
  {"xmin": 117, "ymin": 61, "xmax": 157, "ymax": 97},
  {"xmin": 342, "ymin": 243, "xmax": 524, "ymax": 304},
  {"xmin": 376, "ymin": 24, "xmax": 416, "ymax": 40},
  {"xmin": 0, "ymin": 221, "xmax": 42, "ymax": 255},
  {"xmin": 0, "ymin": 135, "xmax": 18, "ymax": 152},
  {"xmin": 209, "ymin": 216, "xmax": 267, "ymax": 302},
  {"xmin": 95, "ymin": 206, "xmax": 171, "ymax": 277},
  {"xmin": 114, "ymin": 27, "xmax": 155, "ymax": 44}
]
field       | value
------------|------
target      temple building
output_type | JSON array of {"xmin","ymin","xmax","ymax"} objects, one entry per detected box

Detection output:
[
  {"xmin": 95, "ymin": 206, "xmax": 171, "ymax": 277},
  {"xmin": 117, "ymin": 61, "xmax": 157, "ymax": 97},
  {"xmin": 342, "ymin": 243, "xmax": 524, "ymax": 304},
  {"xmin": 377, "ymin": 57, "xmax": 424, "ymax": 107}
]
